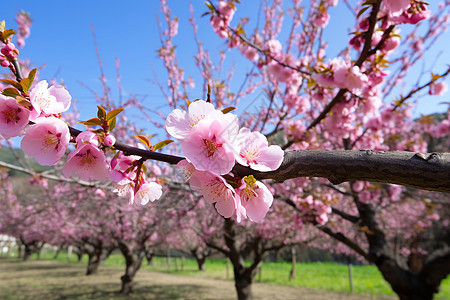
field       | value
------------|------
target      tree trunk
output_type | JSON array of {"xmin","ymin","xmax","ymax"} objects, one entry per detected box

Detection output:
[
  {"xmin": 232, "ymin": 263, "xmax": 256, "ymax": 300},
  {"xmin": 145, "ymin": 249, "xmax": 154, "ymax": 265},
  {"xmin": 85, "ymin": 243, "xmax": 113, "ymax": 275},
  {"xmin": 17, "ymin": 241, "xmax": 22, "ymax": 259},
  {"xmin": 376, "ymin": 259, "xmax": 439, "ymax": 300},
  {"xmin": 86, "ymin": 252, "xmax": 101, "ymax": 275},
  {"xmin": 23, "ymin": 244, "xmax": 32, "ymax": 261},
  {"xmin": 118, "ymin": 242, "xmax": 145, "ymax": 295},
  {"xmin": 223, "ymin": 219, "xmax": 259, "ymax": 300},
  {"xmin": 191, "ymin": 249, "xmax": 207, "ymax": 271},
  {"xmin": 352, "ymin": 194, "xmax": 444, "ymax": 300},
  {"xmin": 196, "ymin": 256, "xmax": 206, "ymax": 271}
]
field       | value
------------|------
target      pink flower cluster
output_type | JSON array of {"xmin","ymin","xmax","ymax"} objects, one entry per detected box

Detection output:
[
  {"xmin": 0, "ymin": 43, "xmax": 16, "ymax": 67},
  {"xmin": 0, "ymin": 77, "xmax": 163, "ymax": 204},
  {"xmin": 110, "ymin": 151, "xmax": 163, "ymax": 205},
  {"xmin": 166, "ymin": 100, "xmax": 284, "ymax": 222},
  {"xmin": 0, "ymin": 81, "xmax": 72, "ymax": 164},
  {"xmin": 210, "ymin": 0, "xmax": 236, "ymax": 38},
  {"xmin": 313, "ymin": 57, "xmax": 368, "ymax": 94},
  {"xmin": 386, "ymin": 1, "xmax": 430, "ymax": 24},
  {"xmin": 15, "ymin": 12, "xmax": 32, "ymax": 48},
  {"xmin": 294, "ymin": 195, "xmax": 332, "ymax": 225}
]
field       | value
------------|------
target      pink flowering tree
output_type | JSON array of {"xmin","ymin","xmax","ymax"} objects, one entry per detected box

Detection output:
[{"xmin": 1, "ymin": 1, "xmax": 450, "ymax": 300}]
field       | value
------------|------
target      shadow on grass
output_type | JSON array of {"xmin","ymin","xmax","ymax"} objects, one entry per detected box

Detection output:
[{"xmin": 1, "ymin": 282, "xmax": 215, "ymax": 300}]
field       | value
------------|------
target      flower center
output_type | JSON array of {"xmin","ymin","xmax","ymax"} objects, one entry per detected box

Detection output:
[
  {"xmin": 205, "ymin": 178, "xmax": 228, "ymax": 201},
  {"xmin": 203, "ymin": 138, "xmax": 222, "ymax": 157},
  {"xmin": 44, "ymin": 131, "xmax": 62, "ymax": 150},
  {"xmin": 34, "ymin": 92, "xmax": 52, "ymax": 110},
  {"xmin": 243, "ymin": 147, "xmax": 261, "ymax": 163},
  {"xmin": 80, "ymin": 149, "xmax": 96, "ymax": 165},
  {"xmin": 242, "ymin": 175, "xmax": 258, "ymax": 201},
  {"xmin": 2, "ymin": 106, "xmax": 22, "ymax": 124}
]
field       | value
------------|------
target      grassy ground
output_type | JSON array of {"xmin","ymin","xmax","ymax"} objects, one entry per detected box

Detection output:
[
  {"xmin": 0, "ymin": 258, "xmax": 394, "ymax": 300},
  {"xmin": 17, "ymin": 250, "xmax": 450, "ymax": 299}
]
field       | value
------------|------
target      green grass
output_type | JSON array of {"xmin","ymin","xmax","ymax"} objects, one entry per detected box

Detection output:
[{"xmin": 13, "ymin": 250, "xmax": 450, "ymax": 299}]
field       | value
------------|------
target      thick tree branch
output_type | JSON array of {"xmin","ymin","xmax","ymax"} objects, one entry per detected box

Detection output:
[
  {"xmin": 233, "ymin": 150, "xmax": 450, "ymax": 193},
  {"xmin": 8, "ymin": 127, "xmax": 450, "ymax": 194}
]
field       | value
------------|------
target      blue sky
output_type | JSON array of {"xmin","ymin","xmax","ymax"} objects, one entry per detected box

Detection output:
[{"xmin": 2, "ymin": 1, "xmax": 450, "ymax": 137}]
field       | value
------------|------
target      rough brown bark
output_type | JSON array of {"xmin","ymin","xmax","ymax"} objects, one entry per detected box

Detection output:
[
  {"xmin": 118, "ymin": 242, "xmax": 145, "ymax": 295},
  {"xmin": 234, "ymin": 150, "xmax": 450, "ymax": 193},
  {"xmin": 85, "ymin": 242, "xmax": 114, "ymax": 276}
]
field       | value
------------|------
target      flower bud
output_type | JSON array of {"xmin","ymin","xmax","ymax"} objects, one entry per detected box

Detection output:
[{"xmin": 104, "ymin": 134, "xmax": 116, "ymax": 147}]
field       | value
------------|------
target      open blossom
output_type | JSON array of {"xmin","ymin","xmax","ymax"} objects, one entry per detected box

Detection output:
[
  {"xmin": 189, "ymin": 170, "xmax": 239, "ymax": 218},
  {"xmin": 383, "ymin": 0, "xmax": 411, "ymax": 16},
  {"xmin": 62, "ymin": 143, "xmax": 109, "ymax": 181},
  {"xmin": 0, "ymin": 95, "xmax": 30, "ymax": 138},
  {"xmin": 29, "ymin": 80, "xmax": 71, "ymax": 121},
  {"xmin": 165, "ymin": 100, "xmax": 215, "ymax": 140},
  {"xmin": 181, "ymin": 110, "xmax": 238, "ymax": 175},
  {"xmin": 21, "ymin": 117, "xmax": 70, "ymax": 165},
  {"xmin": 176, "ymin": 159, "xmax": 197, "ymax": 181},
  {"xmin": 429, "ymin": 81, "xmax": 448, "ymax": 96},
  {"xmin": 134, "ymin": 182, "xmax": 163, "ymax": 205},
  {"xmin": 237, "ymin": 176, "xmax": 273, "ymax": 222},
  {"xmin": 234, "ymin": 128, "xmax": 284, "ymax": 171}
]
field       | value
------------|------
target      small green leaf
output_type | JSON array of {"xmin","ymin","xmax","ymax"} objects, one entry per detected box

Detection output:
[
  {"xmin": 2, "ymin": 29, "xmax": 16, "ymax": 40},
  {"xmin": 221, "ymin": 107, "xmax": 236, "ymax": 114},
  {"xmin": 79, "ymin": 117, "xmax": 102, "ymax": 126},
  {"xmin": 106, "ymin": 108, "xmax": 124, "ymax": 121},
  {"xmin": 1, "ymin": 87, "xmax": 20, "ymax": 98},
  {"xmin": 135, "ymin": 135, "xmax": 152, "ymax": 149},
  {"xmin": 153, "ymin": 140, "xmax": 174, "ymax": 151},
  {"xmin": 204, "ymin": 1, "xmax": 215, "ymax": 11},
  {"xmin": 357, "ymin": 6, "xmax": 370, "ymax": 19},
  {"xmin": 0, "ymin": 79, "xmax": 23, "ymax": 91},
  {"xmin": 21, "ymin": 68, "xmax": 37, "ymax": 94},
  {"xmin": 431, "ymin": 72, "xmax": 442, "ymax": 81},
  {"xmin": 97, "ymin": 105, "xmax": 107, "ymax": 120},
  {"xmin": 108, "ymin": 116, "xmax": 117, "ymax": 131},
  {"xmin": 15, "ymin": 96, "xmax": 32, "ymax": 108}
]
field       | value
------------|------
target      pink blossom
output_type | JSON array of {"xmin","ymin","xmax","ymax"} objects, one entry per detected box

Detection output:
[
  {"xmin": 15, "ymin": 12, "xmax": 32, "ymax": 48},
  {"xmin": 75, "ymin": 130, "xmax": 100, "ymax": 147},
  {"xmin": 135, "ymin": 182, "xmax": 163, "ymax": 205},
  {"xmin": 234, "ymin": 128, "xmax": 284, "ymax": 171},
  {"xmin": 383, "ymin": 36, "xmax": 401, "ymax": 52},
  {"xmin": 103, "ymin": 134, "xmax": 116, "ymax": 147},
  {"xmin": 0, "ymin": 95, "xmax": 30, "ymax": 138},
  {"xmin": 383, "ymin": 0, "xmax": 411, "ymax": 16},
  {"xmin": 334, "ymin": 65, "xmax": 368, "ymax": 94},
  {"xmin": 265, "ymin": 39, "xmax": 282, "ymax": 56},
  {"xmin": 429, "ymin": 81, "xmax": 448, "ymax": 96},
  {"xmin": 94, "ymin": 189, "xmax": 106, "ymax": 198},
  {"xmin": 29, "ymin": 80, "xmax": 71, "ymax": 121},
  {"xmin": 241, "ymin": 46, "xmax": 259, "ymax": 62},
  {"xmin": 181, "ymin": 110, "xmax": 238, "ymax": 175},
  {"xmin": 21, "ymin": 117, "xmax": 70, "ymax": 165},
  {"xmin": 390, "ymin": 4, "xmax": 430, "ymax": 24},
  {"xmin": 189, "ymin": 171, "xmax": 238, "ymax": 218},
  {"xmin": 237, "ymin": 175, "xmax": 273, "ymax": 222},
  {"xmin": 112, "ymin": 177, "xmax": 135, "ymax": 204},
  {"xmin": 176, "ymin": 159, "xmax": 196, "ymax": 181},
  {"xmin": 165, "ymin": 100, "xmax": 215, "ymax": 140},
  {"xmin": 62, "ymin": 144, "xmax": 109, "ymax": 181},
  {"xmin": 313, "ymin": 13, "xmax": 330, "ymax": 27}
]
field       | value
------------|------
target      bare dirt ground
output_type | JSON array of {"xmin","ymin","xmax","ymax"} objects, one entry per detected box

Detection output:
[{"xmin": 0, "ymin": 259, "xmax": 395, "ymax": 300}]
